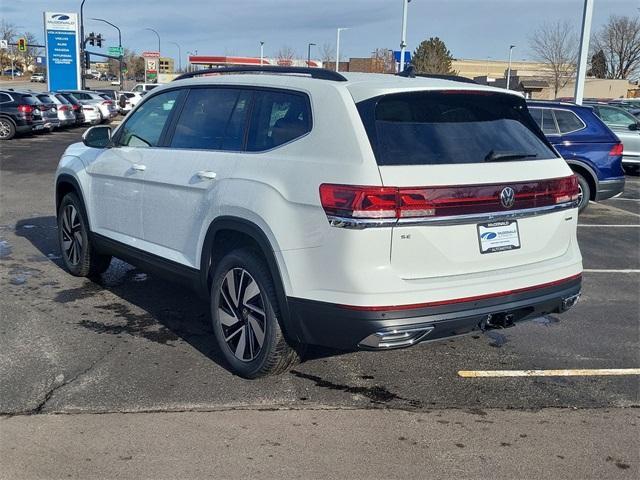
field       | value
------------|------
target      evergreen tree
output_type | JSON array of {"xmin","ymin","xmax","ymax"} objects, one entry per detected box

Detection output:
[{"xmin": 411, "ymin": 37, "xmax": 456, "ymax": 74}]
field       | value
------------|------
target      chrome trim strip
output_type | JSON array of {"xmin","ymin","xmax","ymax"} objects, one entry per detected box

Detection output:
[{"xmin": 326, "ymin": 201, "xmax": 578, "ymax": 229}]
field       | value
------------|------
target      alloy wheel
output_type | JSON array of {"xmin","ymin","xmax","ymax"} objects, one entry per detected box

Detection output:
[
  {"xmin": 0, "ymin": 120, "xmax": 11, "ymax": 139},
  {"xmin": 577, "ymin": 184, "xmax": 584, "ymax": 208},
  {"xmin": 61, "ymin": 204, "xmax": 83, "ymax": 266},
  {"xmin": 218, "ymin": 268, "xmax": 266, "ymax": 362}
]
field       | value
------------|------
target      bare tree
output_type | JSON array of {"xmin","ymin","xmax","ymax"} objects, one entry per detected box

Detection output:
[
  {"xmin": 320, "ymin": 43, "xmax": 334, "ymax": 63},
  {"xmin": 530, "ymin": 21, "xmax": 578, "ymax": 97},
  {"xmin": 0, "ymin": 19, "xmax": 19, "ymax": 71},
  {"xmin": 592, "ymin": 15, "xmax": 640, "ymax": 79},
  {"xmin": 19, "ymin": 32, "xmax": 42, "ymax": 72},
  {"xmin": 371, "ymin": 48, "xmax": 396, "ymax": 74},
  {"xmin": 276, "ymin": 45, "xmax": 295, "ymax": 66}
]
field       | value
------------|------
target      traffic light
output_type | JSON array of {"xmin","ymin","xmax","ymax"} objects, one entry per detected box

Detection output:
[
  {"xmin": 17, "ymin": 37, "xmax": 26, "ymax": 52},
  {"xmin": 96, "ymin": 34, "xmax": 102, "ymax": 48},
  {"xmin": 88, "ymin": 32, "xmax": 95, "ymax": 46}
]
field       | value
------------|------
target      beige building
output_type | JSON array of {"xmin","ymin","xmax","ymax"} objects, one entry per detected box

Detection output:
[
  {"xmin": 159, "ymin": 57, "xmax": 174, "ymax": 74},
  {"xmin": 452, "ymin": 58, "xmax": 550, "ymax": 79}
]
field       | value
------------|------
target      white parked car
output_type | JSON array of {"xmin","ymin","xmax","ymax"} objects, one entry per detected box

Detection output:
[
  {"xmin": 131, "ymin": 83, "xmax": 161, "ymax": 94},
  {"xmin": 36, "ymin": 92, "xmax": 75, "ymax": 127},
  {"xmin": 117, "ymin": 91, "xmax": 143, "ymax": 114},
  {"xmin": 54, "ymin": 67, "xmax": 583, "ymax": 378},
  {"xmin": 59, "ymin": 90, "xmax": 118, "ymax": 122},
  {"xmin": 80, "ymin": 103, "xmax": 101, "ymax": 125}
]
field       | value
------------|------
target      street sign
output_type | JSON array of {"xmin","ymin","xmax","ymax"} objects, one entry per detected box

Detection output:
[
  {"xmin": 43, "ymin": 12, "xmax": 81, "ymax": 91},
  {"xmin": 142, "ymin": 51, "xmax": 160, "ymax": 58},
  {"xmin": 36, "ymin": 56, "xmax": 46, "ymax": 65},
  {"xmin": 0, "ymin": 39, "xmax": 7, "ymax": 50},
  {"xmin": 108, "ymin": 46, "xmax": 123, "ymax": 56},
  {"xmin": 393, "ymin": 51, "xmax": 411, "ymax": 64}
]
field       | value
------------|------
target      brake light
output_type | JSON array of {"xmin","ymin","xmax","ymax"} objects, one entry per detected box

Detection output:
[
  {"xmin": 59, "ymin": 105, "xmax": 68, "ymax": 111},
  {"xmin": 319, "ymin": 176, "xmax": 579, "ymax": 221},
  {"xmin": 17, "ymin": 105, "xmax": 34, "ymax": 114},
  {"xmin": 71, "ymin": 104, "xmax": 80, "ymax": 111},
  {"xmin": 101, "ymin": 100, "xmax": 113, "ymax": 105},
  {"xmin": 609, "ymin": 143, "xmax": 623, "ymax": 157}
]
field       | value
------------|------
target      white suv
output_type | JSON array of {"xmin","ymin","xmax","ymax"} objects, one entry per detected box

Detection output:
[{"xmin": 55, "ymin": 67, "xmax": 583, "ymax": 378}]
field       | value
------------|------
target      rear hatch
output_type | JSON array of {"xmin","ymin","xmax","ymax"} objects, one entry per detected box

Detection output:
[{"xmin": 356, "ymin": 90, "xmax": 578, "ymax": 279}]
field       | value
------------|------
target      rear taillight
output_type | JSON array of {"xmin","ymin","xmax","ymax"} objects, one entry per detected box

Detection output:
[
  {"xmin": 17, "ymin": 105, "xmax": 34, "ymax": 114},
  {"xmin": 72, "ymin": 104, "xmax": 80, "ymax": 111},
  {"xmin": 59, "ymin": 105, "xmax": 68, "ymax": 111},
  {"xmin": 82, "ymin": 105, "xmax": 95, "ymax": 111},
  {"xmin": 319, "ymin": 176, "xmax": 580, "ymax": 222},
  {"xmin": 101, "ymin": 100, "xmax": 113, "ymax": 105},
  {"xmin": 609, "ymin": 143, "xmax": 623, "ymax": 157}
]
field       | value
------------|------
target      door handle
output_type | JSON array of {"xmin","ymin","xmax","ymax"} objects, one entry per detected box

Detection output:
[
  {"xmin": 131, "ymin": 164, "xmax": 146, "ymax": 172},
  {"xmin": 196, "ymin": 171, "xmax": 217, "ymax": 180}
]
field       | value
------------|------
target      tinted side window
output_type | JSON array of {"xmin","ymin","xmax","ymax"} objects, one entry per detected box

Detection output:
[
  {"xmin": 598, "ymin": 106, "xmax": 636, "ymax": 127},
  {"xmin": 73, "ymin": 92, "xmax": 91, "ymax": 100},
  {"xmin": 170, "ymin": 88, "xmax": 249, "ymax": 150},
  {"xmin": 541, "ymin": 108, "xmax": 558, "ymax": 135},
  {"xmin": 0, "ymin": 93, "xmax": 11, "ymax": 103},
  {"xmin": 118, "ymin": 90, "xmax": 181, "ymax": 147},
  {"xmin": 529, "ymin": 108, "xmax": 542, "ymax": 128},
  {"xmin": 553, "ymin": 109, "xmax": 585, "ymax": 134},
  {"xmin": 247, "ymin": 90, "xmax": 311, "ymax": 151}
]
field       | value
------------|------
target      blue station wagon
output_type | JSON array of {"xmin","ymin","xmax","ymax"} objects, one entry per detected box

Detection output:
[{"xmin": 527, "ymin": 101, "xmax": 625, "ymax": 211}]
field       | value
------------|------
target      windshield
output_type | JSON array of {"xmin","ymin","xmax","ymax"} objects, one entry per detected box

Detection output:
[{"xmin": 357, "ymin": 91, "xmax": 556, "ymax": 166}]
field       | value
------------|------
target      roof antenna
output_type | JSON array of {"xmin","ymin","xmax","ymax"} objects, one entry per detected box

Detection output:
[{"xmin": 397, "ymin": 65, "xmax": 415, "ymax": 78}]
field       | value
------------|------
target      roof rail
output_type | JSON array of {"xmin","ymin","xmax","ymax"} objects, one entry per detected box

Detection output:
[
  {"xmin": 396, "ymin": 66, "xmax": 477, "ymax": 84},
  {"xmin": 173, "ymin": 66, "xmax": 348, "ymax": 82}
]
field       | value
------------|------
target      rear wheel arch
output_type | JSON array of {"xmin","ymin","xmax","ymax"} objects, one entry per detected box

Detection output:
[
  {"xmin": 200, "ymin": 217, "xmax": 301, "ymax": 343},
  {"xmin": 565, "ymin": 160, "xmax": 597, "ymax": 200}
]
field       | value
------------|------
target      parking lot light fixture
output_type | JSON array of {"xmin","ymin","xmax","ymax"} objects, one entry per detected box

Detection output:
[
  {"xmin": 145, "ymin": 28, "xmax": 161, "ymax": 56},
  {"xmin": 307, "ymin": 43, "xmax": 316, "ymax": 66},
  {"xmin": 170, "ymin": 41, "xmax": 182, "ymax": 72},
  {"xmin": 506, "ymin": 45, "xmax": 515, "ymax": 90},
  {"xmin": 336, "ymin": 28, "xmax": 348, "ymax": 72}
]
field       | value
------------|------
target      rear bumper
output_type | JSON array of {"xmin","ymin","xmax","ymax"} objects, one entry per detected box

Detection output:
[
  {"xmin": 622, "ymin": 155, "xmax": 640, "ymax": 165},
  {"xmin": 596, "ymin": 177, "xmax": 625, "ymax": 201},
  {"xmin": 288, "ymin": 275, "xmax": 582, "ymax": 350}
]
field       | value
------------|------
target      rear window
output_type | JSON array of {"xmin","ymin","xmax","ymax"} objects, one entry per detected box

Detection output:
[
  {"xmin": 20, "ymin": 95, "xmax": 39, "ymax": 105},
  {"xmin": 37, "ymin": 94, "xmax": 53, "ymax": 103},
  {"xmin": 358, "ymin": 91, "xmax": 556, "ymax": 166}
]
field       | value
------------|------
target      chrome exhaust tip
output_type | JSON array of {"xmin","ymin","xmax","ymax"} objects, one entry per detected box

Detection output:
[
  {"xmin": 358, "ymin": 326, "xmax": 434, "ymax": 350},
  {"xmin": 561, "ymin": 293, "xmax": 581, "ymax": 311}
]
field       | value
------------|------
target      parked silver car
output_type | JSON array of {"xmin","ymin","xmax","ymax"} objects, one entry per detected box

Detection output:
[
  {"xmin": 36, "ymin": 92, "xmax": 76, "ymax": 128},
  {"xmin": 58, "ymin": 89, "xmax": 118, "ymax": 122},
  {"xmin": 588, "ymin": 103, "xmax": 640, "ymax": 170}
]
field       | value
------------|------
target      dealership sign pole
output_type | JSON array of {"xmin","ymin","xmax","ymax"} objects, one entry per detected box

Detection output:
[{"xmin": 43, "ymin": 12, "xmax": 81, "ymax": 92}]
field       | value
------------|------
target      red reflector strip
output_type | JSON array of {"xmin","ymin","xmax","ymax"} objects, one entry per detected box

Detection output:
[{"xmin": 339, "ymin": 274, "xmax": 582, "ymax": 312}]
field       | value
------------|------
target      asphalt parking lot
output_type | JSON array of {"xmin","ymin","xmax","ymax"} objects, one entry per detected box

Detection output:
[{"xmin": 1, "ymin": 128, "xmax": 638, "ymax": 478}]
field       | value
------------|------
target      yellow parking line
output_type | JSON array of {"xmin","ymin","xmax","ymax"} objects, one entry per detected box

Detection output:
[{"xmin": 458, "ymin": 369, "xmax": 640, "ymax": 378}]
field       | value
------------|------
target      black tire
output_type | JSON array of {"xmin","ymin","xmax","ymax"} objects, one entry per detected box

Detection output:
[
  {"xmin": 575, "ymin": 172, "xmax": 591, "ymax": 213},
  {"xmin": 0, "ymin": 117, "xmax": 16, "ymax": 140},
  {"xmin": 57, "ymin": 192, "xmax": 111, "ymax": 277},
  {"xmin": 210, "ymin": 248, "xmax": 301, "ymax": 379}
]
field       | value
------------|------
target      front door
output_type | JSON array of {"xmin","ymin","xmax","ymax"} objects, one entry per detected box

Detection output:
[{"xmin": 86, "ymin": 88, "xmax": 183, "ymax": 247}]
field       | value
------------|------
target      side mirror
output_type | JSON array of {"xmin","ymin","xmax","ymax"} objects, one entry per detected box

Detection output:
[
  {"xmin": 629, "ymin": 123, "xmax": 639, "ymax": 131},
  {"xmin": 82, "ymin": 125, "xmax": 112, "ymax": 148}
]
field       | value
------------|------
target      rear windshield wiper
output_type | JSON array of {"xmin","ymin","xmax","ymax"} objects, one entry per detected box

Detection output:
[{"xmin": 484, "ymin": 150, "xmax": 538, "ymax": 162}]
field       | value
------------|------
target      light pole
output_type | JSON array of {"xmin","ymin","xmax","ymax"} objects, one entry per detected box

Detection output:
[
  {"xmin": 506, "ymin": 44, "xmax": 515, "ymax": 90},
  {"xmin": 80, "ymin": 0, "xmax": 87, "ymax": 87},
  {"xmin": 187, "ymin": 50, "xmax": 197, "ymax": 72},
  {"xmin": 169, "ymin": 41, "xmax": 182, "ymax": 72},
  {"xmin": 260, "ymin": 41, "xmax": 264, "ymax": 65},
  {"xmin": 399, "ymin": 0, "xmax": 411, "ymax": 72},
  {"xmin": 574, "ymin": 0, "xmax": 594, "ymax": 105},
  {"xmin": 336, "ymin": 28, "xmax": 348, "ymax": 72},
  {"xmin": 145, "ymin": 28, "xmax": 161, "ymax": 55},
  {"xmin": 307, "ymin": 42, "xmax": 316, "ymax": 66},
  {"xmin": 91, "ymin": 18, "xmax": 123, "ymax": 90}
]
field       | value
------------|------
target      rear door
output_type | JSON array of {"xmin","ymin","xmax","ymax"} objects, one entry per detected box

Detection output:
[
  {"xmin": 138, "ymin": 87, "xmax": 251, "ymax": 267},
  {"xmin": 357, "ymin": 91, "xmax": 577, "ymax": 279}
]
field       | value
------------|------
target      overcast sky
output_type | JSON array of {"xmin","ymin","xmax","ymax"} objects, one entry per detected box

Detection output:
[{"xmin": 3, "ymin": 0, "xmax": 637, "ymax": 63}]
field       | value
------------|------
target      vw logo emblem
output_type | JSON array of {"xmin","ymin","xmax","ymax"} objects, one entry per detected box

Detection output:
[{"xmin": 500, "ymin": 187, "xmax": 515, "ymax": 209}]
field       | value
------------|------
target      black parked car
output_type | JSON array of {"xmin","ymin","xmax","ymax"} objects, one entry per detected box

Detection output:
[
  {"xmin": 55, "ymin": 92, "xmax": 86, "ymax": 126},
  {"xmin": 0, "ymin": 89, "xmax": 45, "ymax": 140}
]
